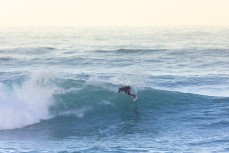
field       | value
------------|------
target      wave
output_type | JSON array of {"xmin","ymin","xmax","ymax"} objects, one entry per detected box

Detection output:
[
  {"xmin": 1, "ymin": 71, "xmax": 226, "ymax": 131},
  {"xmin": 0, "ymin": 57, "xmax": 17, "ymax": 61},
  {"xmin": 0, "ymin": 47, "xmax": 56, "ymax": 54},
  {"xmin": 94, "ymin": 48, "xmax": 229, "ymax": 55},
  {"xmin": 95, "ymin": 49, "xmax": 168, "ymax": 54}
]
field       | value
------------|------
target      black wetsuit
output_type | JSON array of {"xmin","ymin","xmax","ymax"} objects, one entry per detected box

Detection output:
[{"xmin": 118, "ymin": 86, "xmax": 136, "ymax": 98}]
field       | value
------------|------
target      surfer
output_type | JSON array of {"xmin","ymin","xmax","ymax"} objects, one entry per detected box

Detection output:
[{"xmin": 118, "ymin": 86, "xmax": 137, "ymax": 100}]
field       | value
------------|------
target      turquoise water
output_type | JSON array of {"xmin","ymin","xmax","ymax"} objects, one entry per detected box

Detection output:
[{"xmin": 0, "ymin": 27, "xmax": 229, "ymax": 152}]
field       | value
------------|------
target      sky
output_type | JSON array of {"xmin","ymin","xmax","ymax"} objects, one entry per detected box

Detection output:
[{"xmin": 0, "ymin": 0, "xmax": 229, "ymax": 27}]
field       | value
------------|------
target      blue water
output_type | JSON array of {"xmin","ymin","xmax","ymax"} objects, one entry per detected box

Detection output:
[{"xmin": 0, "ymin": 27, "xmax": 229, "ymax": 152}]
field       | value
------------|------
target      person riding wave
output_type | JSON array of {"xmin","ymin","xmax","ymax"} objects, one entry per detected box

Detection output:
[{"xmin": 118, "ymin": 86, "xmax": 137, "ymax": 99}]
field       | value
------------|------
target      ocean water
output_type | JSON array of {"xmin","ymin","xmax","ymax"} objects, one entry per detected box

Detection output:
[{"xmin": 0, "ymin": 27, "xmax": 229, "ymax": 152}]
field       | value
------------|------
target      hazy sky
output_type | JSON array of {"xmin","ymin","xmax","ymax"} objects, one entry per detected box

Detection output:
[{"xmin": 0, "ymin": 0, "xmax": 229, "ymax": 27}]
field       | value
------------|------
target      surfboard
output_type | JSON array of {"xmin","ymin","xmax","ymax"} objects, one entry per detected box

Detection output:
[{"xmin": 132, "ymin": 95, "xmax": 138, "ymax": 102}]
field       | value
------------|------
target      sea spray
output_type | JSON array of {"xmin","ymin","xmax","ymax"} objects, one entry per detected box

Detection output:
[{"xmin": 0, "ymin": 70, "xmax": 57, "ymax": 130}]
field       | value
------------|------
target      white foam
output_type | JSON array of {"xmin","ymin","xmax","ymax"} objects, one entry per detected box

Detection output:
[{"xmin": 0, "ymin": 70, "xmax": 57, "ymax": 130}]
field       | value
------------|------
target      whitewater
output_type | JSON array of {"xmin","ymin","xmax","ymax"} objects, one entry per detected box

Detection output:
[{"xmin": 0, "ymin": 27, "xmax": 229, "ymax": 152}]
